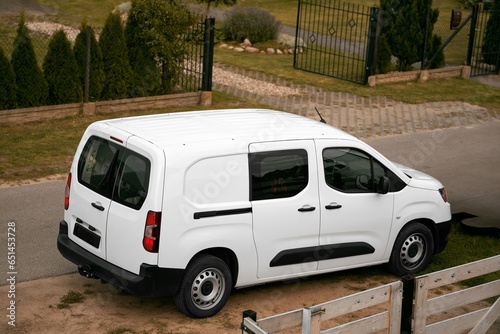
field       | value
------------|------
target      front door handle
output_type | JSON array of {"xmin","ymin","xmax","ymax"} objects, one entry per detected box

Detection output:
[
  {"xmin": 91, "ymin": 202, "xmax": 105, "ymax": 211},
  {"xmin": 325, "ymin": 203, "xmax": 342, "ymax": 210},
  {"xmin": 298, "ymin": 205, "xmax": 316, "ymax": 212}
]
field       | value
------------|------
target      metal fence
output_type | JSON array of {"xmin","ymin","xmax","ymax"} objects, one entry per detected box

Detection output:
[
  {"xmin": 293, "ymin": 0, "xmax": 499, "ymax": 85},
  {"xmin": 293, "ymin": 0, "xmax": 377, "ymax": 85},
  {"xmin": 0, "ymin": 15, "xmax": 214, "ymax": 109}
]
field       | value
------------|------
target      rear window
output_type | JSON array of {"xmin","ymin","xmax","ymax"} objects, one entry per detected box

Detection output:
[
  {"xmin": 249, "ymin": 149, "xmax": 308, "ymax": 201},
  {"xmin": 77, "ymin": 136, "xmax": 150, "ymax": 209}
]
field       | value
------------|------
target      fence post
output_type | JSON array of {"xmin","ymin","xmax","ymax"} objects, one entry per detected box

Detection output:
[
  {"xmin": 364, "ymin": 6, "xmax": 380, "ymax": 85},
  {"xmin": 84, "ymin": 25, "xmax": 91, "ymax": 103},
  {"xmin": 400, "ymin": 277, "xmax": 415, "ymax": 334},
  {"xmin": 466, "ymin": 4, "xmax": 479, "ymax": 67},
  {"xmin": 202, "ymin": 17, "xmax": 215, "ymax": 92}
]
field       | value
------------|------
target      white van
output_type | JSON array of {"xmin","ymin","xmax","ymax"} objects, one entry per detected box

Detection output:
[{"xmin": 58, "ymin": 109, "xmax": 451, "ymax": 318}]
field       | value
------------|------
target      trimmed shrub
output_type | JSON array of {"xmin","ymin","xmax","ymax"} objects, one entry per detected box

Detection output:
[
  {"xmin": 482, "ymin": 0, "xmax": 500, "ymax": 65},
  {"xmin": 43, "ymin": 30, "xmax": 82, "ymax": 105},
  {"xmin": 99, "ymin": 12, "xmax": 133, "ymax": 100},
  {"xmin": 125, "ymin": 2, "xmax": 161, "ymax": 97},
  {"xmin": 11, "ymin": 14, "xmax": 48, "ymax": 107},
  {"xmin": 126, "ymin": 0, "xmax": 196, "ymax": 94},
  {"xmin": 223, "ymin": 6, "xmax": 281, "ymax": 43},
  {"xmin": 428, "ymin": 34, "xmax": 445, "ymax": 69},
  {"xmin": 0, "ymin": 47, "xmax": 17, "ymax": 110},
  {"xmin": 74, "ymin": 24, "xmax": 105, "ymax": 101},
  {"xmin": 376, "ymin": 34, "xmax": 393, "ymax": 74}
]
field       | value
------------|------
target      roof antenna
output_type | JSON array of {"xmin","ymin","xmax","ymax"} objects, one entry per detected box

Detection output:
[{"xmin": 315, "ymin": 107, "xmax": 327, "ymax": 124}]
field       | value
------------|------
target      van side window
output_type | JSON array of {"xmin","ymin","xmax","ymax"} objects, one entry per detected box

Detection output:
[
  {"xmin": 323, "ymin": 148, "xmax": 385, "ymax": 193},
  {"xmin": 249, "ymin": 149, "xmax": 308, "ymax": 201},
  {"xmin": 114, "ymin": 152, "xmax": 150, "ymax": 209},
  {"xmin": 78, "ymin": 136, "xmax": 121, "ymax": 198}
]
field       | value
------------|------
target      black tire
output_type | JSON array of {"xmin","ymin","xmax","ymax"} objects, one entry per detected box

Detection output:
[
  {"xmin": 174, "ymin": 255, "xmax": 233, "ymax": 318},
  {"xmin": 387, "ymin": 223, "xmax": 435, "ymax": 276}
]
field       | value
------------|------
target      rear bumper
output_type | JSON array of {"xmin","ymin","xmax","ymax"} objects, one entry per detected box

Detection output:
[
  {"xmin": 434, "ymin": 220, "xmax": 452, "ymax": 254},
  {"xmin": 57, "ymin": 220, "xmax": 184, "ymax": 297}
]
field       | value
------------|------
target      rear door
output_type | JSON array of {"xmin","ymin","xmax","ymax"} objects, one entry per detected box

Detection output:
[
  {"xmin": 250, "ymin": 140, "xmax": 320, "ymax": 279},
  {"xmin": 106, "ymin": 135, "xmax": 165, "ymax": 274},
  {"xmin": 68, "ymin": 127, "xmax": 130, "ymax": 260}
]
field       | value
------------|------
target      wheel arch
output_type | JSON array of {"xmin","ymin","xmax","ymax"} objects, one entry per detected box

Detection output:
[{"xmin": 191, "ymin": 247, "xmax": 239, "ymax": 287}]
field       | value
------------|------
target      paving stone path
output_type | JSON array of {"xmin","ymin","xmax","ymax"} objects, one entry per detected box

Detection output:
[{"xmin": 213, "ymin": 63, "xmax": 499, "ymax": 138}]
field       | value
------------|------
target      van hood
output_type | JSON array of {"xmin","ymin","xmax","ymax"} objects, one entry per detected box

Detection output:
[{"xmin": 393, "ymin": 162, "xmax": 443, "ymax": 190}]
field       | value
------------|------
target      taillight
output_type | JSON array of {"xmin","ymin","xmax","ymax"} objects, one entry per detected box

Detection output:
[
  {"xmin": 64, "ymin": 173, "xmax": 72, "ymax": 210},
  {"xmin": 439, "ymin": 187, "xmax": 448, "ymax": 203},
  {"xmin": 143, "ymin": 211, "xmax": 161, "ymax": 253}
]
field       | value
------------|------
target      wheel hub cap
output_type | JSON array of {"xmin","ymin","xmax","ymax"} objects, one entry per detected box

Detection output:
[
  {"xmin": 401, "ymin": 233, "xmax": 425, "ymax": 269},
  {"xmin": 191, "ymin": 268, "xmax": 225, "ymax": 310}
]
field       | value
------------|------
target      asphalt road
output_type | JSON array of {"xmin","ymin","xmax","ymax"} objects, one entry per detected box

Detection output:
[{"xmin": 0, "ymin": 121, "xmax": 498, "ymax": 285}]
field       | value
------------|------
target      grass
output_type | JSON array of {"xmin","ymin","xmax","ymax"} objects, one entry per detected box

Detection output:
[{"xmin": 57, "ymin": 290, "xmax": 86, "ymax": 309}]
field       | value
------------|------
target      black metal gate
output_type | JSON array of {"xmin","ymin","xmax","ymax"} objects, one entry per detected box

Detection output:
[
  {"xmin": 468, "ymin": 5, "xmax": 500, "ymax": 77},
  {"xmin": 293, "ymin": 0, "xmax": 379, "ymax": 85}
]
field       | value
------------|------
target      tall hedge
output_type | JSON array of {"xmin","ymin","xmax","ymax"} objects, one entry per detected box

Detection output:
[
  {"xmin": 126, "ymin": 4, "xmax": 161, "ymax": 97},
  {"xmin": 74, "ymin": 23, "xmax": 105, "ymax": 101},
  {"xmin": 482, "ymin": 0, "xmax": 500, "ymax": 66},
  {"xmin": 126, "ymin": 0, "xmax": 196, "ymax": 94},
  {"xmin": 11, "ymin": 14, "xmax": 48, "ymax": 107},
  {"xmin": 380, "ymin": 0, "xmax": 443, "ymax": 71},
  {"xmin": 99, "ymin": 12, "xmax": 133, "ymax": 100},
  {"xmin": 0, "ymin": 47, "xmax": 17, "ymax": 110},
  {"xmin": 43, "ymin": 30, "xmax": 82, "ymax": 105}
]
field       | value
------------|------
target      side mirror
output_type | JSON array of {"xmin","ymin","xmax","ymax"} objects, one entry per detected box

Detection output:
[{"xmin": 378, "ymin": 176, "xmax": 390, "ymax": 194}]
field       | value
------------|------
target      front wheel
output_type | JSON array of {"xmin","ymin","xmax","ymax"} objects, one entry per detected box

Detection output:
[
  {"xmin": 387, "ymin": 223, "xmax": 435, "ymax": 276},
  {"xmin": 174, "ymin": 255, "xmax": 233, "ymax": 318}
]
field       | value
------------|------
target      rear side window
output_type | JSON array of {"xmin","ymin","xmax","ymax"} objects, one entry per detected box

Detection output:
[
  {"xmin": 77, "ymin": 136, "xmax": 150, "ymax": 209},
  {"xmin": 249, "ymin": 149, "xmax": 308, "ymax": 201}
]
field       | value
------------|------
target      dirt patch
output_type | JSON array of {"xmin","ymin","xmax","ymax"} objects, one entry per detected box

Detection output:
[{"xmin": 1, "ymin": 270, "xmax": 498, "ymax": 333}]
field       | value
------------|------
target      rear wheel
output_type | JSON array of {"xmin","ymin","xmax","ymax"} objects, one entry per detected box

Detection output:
[
  {"xmin": 174, "ymin": 255, "xmax": 232, "ymax": 318},
  {"xmin": 388, "ymin": 223, "xmax": 434, "ymax": 276}
]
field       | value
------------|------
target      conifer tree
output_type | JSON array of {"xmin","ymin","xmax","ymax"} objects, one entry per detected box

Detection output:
[
  {"xmin": 43, "ymin": 30, "xmax": 82, "ymax": 105},
  {"xmin": 482, "ymin": 0, "xmax": 500, "ymax": 66},
  {"xmin": 99, "ymin": 12, "xmax": 133, "ymax": 100},
  {"xmin": 74, "ymin": 23, "xmax": 105, "ymax": 101},
  {"xmin": 0, "ymin": 47, "xmax": 17, "ymax": 110},
  {"xmin": 11, "ymin": 13, "xmax": 48, "ymax": 107},
  {"xmin": 125, "ymin": 5, "xmax": 161, "ymax": 97}
]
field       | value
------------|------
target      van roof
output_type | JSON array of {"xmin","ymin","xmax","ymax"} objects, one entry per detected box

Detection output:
[{"xmin": 102, "ymin": 109, "xmax": 356, "ymax": 148}]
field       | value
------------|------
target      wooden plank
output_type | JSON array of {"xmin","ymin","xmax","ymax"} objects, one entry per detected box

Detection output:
[
  {"xmin": 425, "ymin": 308, "xmax": 488, "ymax": 334},
  {"xmin": 257, "ymin": 309, "xmax": 303, "ymax": 333},
  {"xmin": 414, "ymin": 276, "xmax": 430, "ymax": 334},
  {"xmin": 242, "ymin": 317, "xmax": 268, "ymax": 334},
  {"xmin": 322, "ymin": 311, "xmax": 389, "ymax": 334},
  {"xmin": 419, "ymin": 255, "xmax": 500, "ymax": 289},
  {"xmin": 427, "ymin": 280, "xmax": 500, "ymax": 315},
  {"xmin": 389, "ymin": 281, "xmax": 403, "ymax": 333},
  {"xmin": 469, "ymin": 297, "xmax": 500, "ymax": 334},
  {"xmin": 317, "ymin": 283, "xmax": 394, "ymax": 320}
]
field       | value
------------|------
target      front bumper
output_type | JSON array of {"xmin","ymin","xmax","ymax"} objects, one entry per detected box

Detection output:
[
  {"xmin": 57, "ymin": 220, "xmax": 184, "ymax": 297},
  {"xmin": 434, "ymin": 220, "xmax": 452, "ymax": 254}
]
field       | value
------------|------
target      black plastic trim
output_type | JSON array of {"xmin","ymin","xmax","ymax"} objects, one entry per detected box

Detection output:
[
  {"xmin": 434, "ymin": 220, "xmax": 452, "ymax": 254},
  {"xmin": 270, "ymin": 242, "xmax": 375, "ymax": 267},
  {"xmin": 57, "ymin": 221, "xmax": 184, "ymax": 297},
  {"xmin": 194, "ymin": 207, "xmax": 252, "ymax": 220}
]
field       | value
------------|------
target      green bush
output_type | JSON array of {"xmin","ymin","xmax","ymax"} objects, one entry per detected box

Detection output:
[
  {"xmin": 428, "ymin": 34, "xmax": 445, "ymax": 69},
  {"xmin": 482, "ymin": 0, "xmax": 500, "ymax": 65},
  {"xmin": 43, "ymin": 30, "xmax": 82, "ymax": 105},
  {"xmin": 223, "ymin": 6, "xmax": 281, "ymax": 43},
  {"xmin": 99, "ymin": 12, "xmax": 133, "ymax": 100},
  {"xmin": 74, "ymin": 23, "xmax": 105, "ymax": 101},
  {"xmin": 126, "ymin": 0, "xmax": 196, "ymax": 94},
  {"xmin": 0, "ymin": 47, "xmax": 17, "ymax": 110},
  {"xmin": 11, "ymin": 14, "xmax": 48, "ymax": 107},
  {"xmin": 125, "ymin": 1, "xmax": 162, "ymax": 97}
]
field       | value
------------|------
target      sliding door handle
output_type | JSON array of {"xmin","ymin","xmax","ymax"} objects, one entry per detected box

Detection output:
[
  {"xmin": 325, "ymin": 203, "xmax": 342, "ymax": 210},
  {"xmin": 298, "ymin": 205, "xmax": 316, "ymax": 212}
]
